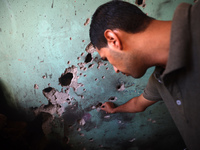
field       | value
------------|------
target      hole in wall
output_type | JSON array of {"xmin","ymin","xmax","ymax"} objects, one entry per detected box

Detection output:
[
  {"xmin": 109, "ymin": 97, "xmax": 115, "ymax": 101},
  {"xmin": 43, "ymin": 87, "xmax": 53, "ymax": 93},
  {"xmin": 108, "ymin": 96, "xmax": 117, "ymax": 102},
  {"xmin": 117, "ymin": 85, "xmax": 121, "ymax": 90},
  {"xmin": 116, "ymin": 83, "xmax": 125, "ymax": 91},
  {"xmin": 136, "ymin": 0, "xmax": 143, "ymax": 5},
  {"xmin": 135, "ymin": 0, "xmax": 146, "ymax": 7},
  {"xmin": 85, "ymin": 53, "xmax": 92, "ymax": 63},
  {"xmin": 59, "ymin": 73, "xmax": 73, "ymax": 86},
  {"xmin": 88, "ymin": 64, "xmax": 94, "ymax": 68}
]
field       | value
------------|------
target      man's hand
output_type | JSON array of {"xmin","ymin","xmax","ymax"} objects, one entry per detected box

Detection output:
[
  {"xmin": 101, "ymin": 102, "xmax": 116, "ymax": 113},
  {"xmin": 100, "ymin": 94, "xmax": 157, "ymax": 114}
]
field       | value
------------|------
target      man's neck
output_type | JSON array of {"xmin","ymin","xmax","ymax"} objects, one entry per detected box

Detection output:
[{"xmin": 140, "ymin": 20, "xmax": 172, "ymax": 68}]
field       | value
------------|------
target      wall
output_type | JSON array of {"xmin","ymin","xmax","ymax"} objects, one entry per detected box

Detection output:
[{"xmin": 0, "ymin": 0, "xmax": 194, "ymax": 149}]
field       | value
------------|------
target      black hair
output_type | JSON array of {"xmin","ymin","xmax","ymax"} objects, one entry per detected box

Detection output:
[{"xmin": 89, "ymin": 1, "xmax": 154, "ymax": 49}]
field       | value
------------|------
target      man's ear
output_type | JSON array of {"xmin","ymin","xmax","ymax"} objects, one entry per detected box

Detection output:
[{"xmin": 104, "ymin": 29, "xmax": 122, "ymax": 50}]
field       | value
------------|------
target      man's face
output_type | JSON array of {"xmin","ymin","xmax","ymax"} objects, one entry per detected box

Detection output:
[{"xmin": 97, "ymin": 47, "xmax": 147, "ymax": 78}]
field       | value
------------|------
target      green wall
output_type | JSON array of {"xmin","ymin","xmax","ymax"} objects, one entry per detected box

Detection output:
[{"xmin": 0, "ymin": 0, "xmax": 194, "ymax": 149}]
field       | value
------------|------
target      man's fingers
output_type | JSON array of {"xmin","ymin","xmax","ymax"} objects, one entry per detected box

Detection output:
[{"xmin": 101, "ymin": 104, "xmax": 106, "ymax": 110}]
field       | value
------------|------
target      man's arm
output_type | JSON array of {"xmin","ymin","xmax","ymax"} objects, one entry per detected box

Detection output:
[{"xmin": 101, "ymin": 94, "xmax": 157, "ymax": 113}]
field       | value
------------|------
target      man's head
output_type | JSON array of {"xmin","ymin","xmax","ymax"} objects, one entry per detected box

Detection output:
[
  {"xmin": 89, "ymin": 1, "xmax": 155, "ymax": 78},
  {"xmin": 90, "ymin": 1, "xmax": 153, "ymax": 50}
]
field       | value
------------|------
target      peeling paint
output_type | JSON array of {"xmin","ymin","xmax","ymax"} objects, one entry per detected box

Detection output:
[
  {"xmin": 78, "ymin": 62, "xmax": 85, "ymax": 70},
  {"xmin": 97, "ymin": 61, "xmax": 104, "ymax": 69},
  {"xmin": 78, "ymin": 118, "xmax": 86, "ymax": 126},
  {"xmin": 34, "ymin": 87, "xmax": 70, "ymax": 117},
  {"xmin": 85, "ymin": 42, "xmax": 96, "ymax": 53},
  {"xmin": 104, "ymin": 115, "xmax": 110, "ymax": 119},
  {"xmin": 34, "ymin": 84, "xmax": 39, "ymax": 89},
  {"xmin": 84, "ymin": 18, "xmax": 90, "ymax": 26}
]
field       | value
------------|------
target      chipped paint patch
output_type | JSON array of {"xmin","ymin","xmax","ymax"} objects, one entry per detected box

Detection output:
[
  {"xmin": 84, "ymin": 18, "xmax": 90, "ymax": 26},
  {"xmin": 34, "ymin": 87, "xmax": 71, "ymax": 117},
  {"xmin": 117, "ymin": 83, "xmax": 125, "ymax": 91},
  {"xmin": 85, "ymin": 42, "xmax": 96, "ymax": 53},
  {"xmin": 108, "ymin": 96, "xmax": 117, "ymax": 102},
  {"xmin": 34, "ymin": 84, "xmax": 39, "ymax": 89}
]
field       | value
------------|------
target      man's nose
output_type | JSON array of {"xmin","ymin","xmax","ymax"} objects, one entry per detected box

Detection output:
[{"xmin": 113, "ymin": 66, "xmax": 120, "ymax": 73}]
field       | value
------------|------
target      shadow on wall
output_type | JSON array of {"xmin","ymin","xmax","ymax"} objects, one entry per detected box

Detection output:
[
  {"xmin": 0, "ymin": 80, "xmax": 71, "ymax": 150},
  {"xmin": 0, "ymin": 80, "xmax": 27, "ymax": 121}
]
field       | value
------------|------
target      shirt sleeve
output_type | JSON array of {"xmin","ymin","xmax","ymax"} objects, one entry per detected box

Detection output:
[{"xmin": 143, "ymin": 73, "xmax": 163, "ymax": 101}]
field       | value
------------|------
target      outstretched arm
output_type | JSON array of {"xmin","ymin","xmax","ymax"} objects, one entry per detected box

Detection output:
[{"xmin": 101, "ymin": 94, "xmax": 157, "ymax": 113}]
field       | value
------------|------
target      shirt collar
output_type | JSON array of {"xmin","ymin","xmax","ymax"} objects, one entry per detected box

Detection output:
[{"xmin": 160, "ymin": 3, "xmax": 191, "ymax": 81}]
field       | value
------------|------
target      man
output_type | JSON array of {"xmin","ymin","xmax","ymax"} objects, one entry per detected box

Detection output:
[{"xmin": 89, "ymin": 1, "xmax": 200, "ymax": 150}]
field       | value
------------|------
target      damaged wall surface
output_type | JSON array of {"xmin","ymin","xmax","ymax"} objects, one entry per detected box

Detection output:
[{"xmin": 0, "ymin": 0, "xmax": 195, "ymax": 149}]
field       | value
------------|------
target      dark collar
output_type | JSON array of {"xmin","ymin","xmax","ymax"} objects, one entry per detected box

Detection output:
[{"xmin": 161, "ymin": 3, "xmax": 192, "ymax": 82}]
